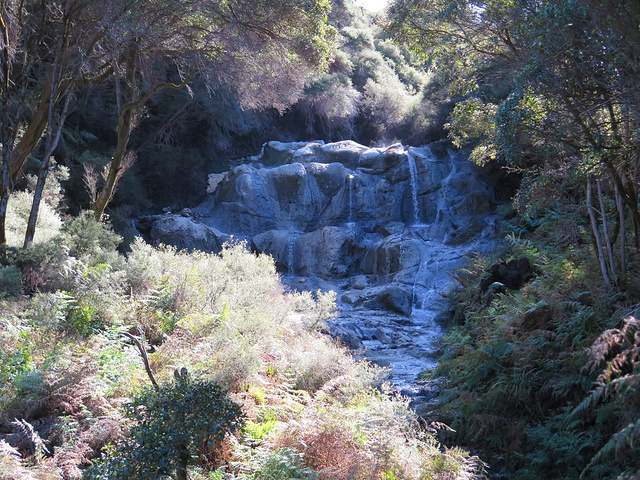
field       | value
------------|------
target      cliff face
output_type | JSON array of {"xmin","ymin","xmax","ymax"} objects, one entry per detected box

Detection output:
[
  {"xmin": 137, "ymin": 138, "xmax": 503, "ymax": 391},
  {"xmin": 141, "ymin": 138, "xmax": 501, "ymax": 295}
]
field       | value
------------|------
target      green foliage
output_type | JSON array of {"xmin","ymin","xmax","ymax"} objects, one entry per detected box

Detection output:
[
  {"xmin": 0, "ymin": 220, "xmax": 483, "ymax": 480},
  {"xmin": 5, "ymin": 190, "xmax": 63, "ymax": 249},
  {"xmin": 59, "ymin": 211, "xmax": 123, "ymax": 263},
  {"xmin": 432, "ymin": 204, "xmax": 640, "ymax": 478},
  {"xmin": 445, "ymin": 98, "xmax": 498, "ymax": 165},
  {"xmin": 244, "ymin": 411, "xmax": 279, "ymax": 442},
  {"xmin": 84, "ymin": 379, "xmax": 243, "ymax": 480},
  {"xmin": 252, "ymin": 448, "xmax": 317, "ymax": 480},
  {"xmin": 0, "ymin": 266, "xmax": 24, "ymax": 298}
]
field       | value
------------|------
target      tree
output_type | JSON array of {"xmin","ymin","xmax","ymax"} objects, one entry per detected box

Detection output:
[
  {"xmin": 83, "ymin": 378, "xmax": 244, "ymax": 480},
  {"xmin": 0, "ymin": 0, "xmax": 114, "ymax": 249},
  {"xmin": 386, "ymin": 0, "xmax": 640, "ymax": 286},
  {"xmin": 1, "ymin": 0, "xmax": 334, "ymax": 246},
  {"xmin": 88, "ymin": 0, "xmax": 335, "ymax": 221}
]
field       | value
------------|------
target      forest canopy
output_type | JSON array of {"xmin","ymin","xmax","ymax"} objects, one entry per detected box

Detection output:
[{"xmin": 0, "ymin": 0, "xmax": 335, "ymax": 246}]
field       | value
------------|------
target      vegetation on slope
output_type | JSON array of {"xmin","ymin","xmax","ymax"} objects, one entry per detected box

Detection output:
[
  {"xmin": 51, "ymin": 0, "xmax": 447, "ymax": 220},
  {"xmin": 381, "ymin": 1, "xmax": 640, "ymax": 478},
  {"xmin": 429, "ymin": 202, "xmax": 640, "ymax": 479},
  {"xmin": 0, "ymin": 205, "xmax": 482, "ymax": 479}
]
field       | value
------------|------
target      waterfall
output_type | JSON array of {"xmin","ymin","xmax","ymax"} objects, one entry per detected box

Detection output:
[
  {"xmin": 287, "ymin": 234, "xmax": 298, "ymax": 275},
  {"xmin": 348, "ymin": 174, "xmax": 355, "ymax": 223},
  {"xmin": 346, "ymin": 173, "xmax": 358, "ymax": 231},
  {"xmin": 407, "ymin": 152, "xmax": 421, "ymax": 225},
  {"xmin": 411, "ymin": 238, "xmax": 424, "ymax": 311}
]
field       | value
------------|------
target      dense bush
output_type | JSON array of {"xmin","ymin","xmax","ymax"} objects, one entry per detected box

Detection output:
[
  {"xmin": 433, "ymin": 209, "xmax": 640, "ymax": 479},
  {"xmin": 0, "ymin": 220, "xmax": 483, "ymax": 479},
  {"xmin": 84, "ymin": 379, "xmax": 243, "ymax": 480}
]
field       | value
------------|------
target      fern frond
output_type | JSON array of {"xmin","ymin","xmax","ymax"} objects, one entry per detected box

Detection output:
[
  {"xmin": 585, "ymin": 316, "xmax": 640, "ymax": 374},
  {"xmin": 616, "ymin": 468, "xmax": 640, "ymax": 479},
  {"xmin": 568, "ymin": 374, "xmax": 640, "ymax": 424},
  {"xmin": 595, "ymin": 351, "xmax": 636, "ymax": 385},
  {"xmin": 586, "ymin": 329, "xmax": 624, "ymax": 372},
  {"xmin": 11, "ymin": 419, "xmax": 49, "ymax": 463},
  {"xmin": 621, "ymin": 316, "xmax": 640, "ymax": 343},
  {"xmin": 580, "ymin": 420, "xmax": 640, "ymax": 479}
]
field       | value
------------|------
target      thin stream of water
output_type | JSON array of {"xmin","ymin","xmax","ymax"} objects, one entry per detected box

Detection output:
[{"xmin": 407, "ymin": 152, "xmax": 421, "ymax": 225}]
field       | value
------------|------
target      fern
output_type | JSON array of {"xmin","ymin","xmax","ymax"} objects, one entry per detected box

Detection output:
[
  {"xmin": 580, "ymin": 420, "xmax": 640, "ymax": 479},
  {"xmin": 615, "ymin": 469, "xmax": 640, "ymax": 479},
  {"xmin": 568, "ymin": 374, "xmax": 640, "ymax": 424},
  {"xmin": 12, "ymin": 419, "xmax": 49, "ymax": 463},
  {"xmin": 62, "ymin": 126, "xmax": 98, "ymax": 147},
  {"xmin": 586, "ymin": 316, "xmax": 640, "ymax": 372}
]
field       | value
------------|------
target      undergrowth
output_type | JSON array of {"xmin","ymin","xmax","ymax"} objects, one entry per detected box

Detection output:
[
  {"xmin": 0, "ymin": 214, "xmax": 482, "ymax": 479},
  {"xmin": 434, "ymin": 208, "xmax": 640, "ymax": 479}
]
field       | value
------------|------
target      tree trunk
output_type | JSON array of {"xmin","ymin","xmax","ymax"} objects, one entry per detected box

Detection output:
[
  {"xmin": 23, "ymin": 159, "xmax": 50, "ymax": 249},
  {"xmin": 90, "ymin": 44, "xmax": 191, "ymax": 222},
  {"xmin": 597, "ymin": 180, "xmax": 616, "ymax": 284},
  {"xmin": 587, "ymin": 179, "xmax": 612, "ymax": 288},
  {"xmin": 10, "ymin": 71, "xmax": 64, "ymax": 180},
  {"xmin": 24, "ymin": 88, "xmax": 71, "ymax": 248},
  {"xmin": 176, "ymin": 452, "xmax": 189, "ymax": 480},
  {"xmin": 91, "ymin": 46, "xmax": 137, "ymax": 222},
  {"xmin": 616, "ymin": 185, "xmax": 627, "ymax": 276},
  {"xmin": 0, "ymin": 160, "xmax": 11, "ymax": 252},
  {"xmin": 602, "ymin": 158, "xmax": 640, "ymax": 246},
  {"xmin": 91, "ymin": 104, "xmax": 134, "ymax": 222}
]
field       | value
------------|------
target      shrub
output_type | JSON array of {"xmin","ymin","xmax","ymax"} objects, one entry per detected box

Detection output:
[
  {"xmin": 13, "ymin": 240, "xmax": 65, "ymax": 293},
  {"xmin": 59, "ymin": 211, "xmax": 123, "ymax": 265},
  {"xmin": 253, "ymin": 448, "xmax": 318, "ymax": 479},
  {"xmin": 84, "ymin": 378, "xmax": 244, "ymax": 480},
  {"xmin": 0, "ymin": 441, "xmax": 39, "ymax": 480},
  {"xmin": 5, "ymin": 190, "xmax": 63, "ymax": 249},
  {"xmin": 0, "ymin": 265, "xmax": 24, "ymax": 297}
]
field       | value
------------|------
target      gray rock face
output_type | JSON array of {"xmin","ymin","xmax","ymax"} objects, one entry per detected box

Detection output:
[
  {"xmin": 192, "ymin": 140, "xmax": 495, "ymax": 240},
  {"xmin": 361, "ymin": 235, "xmax": 421, "ymax": 276},
  {"xmin": 140, "ymin": 214, "xmax": 232, "ymax": 253},
  {"xmin": 140, "ymin": 139, "xmax": 504, "ymax": 403},
  {"xmin": 142, "ymin": 139, "xmax": 499, "ymax": 309},
  {"xmin": 377, "ymin": 286, "xmax": 413, "ymax": 315}
]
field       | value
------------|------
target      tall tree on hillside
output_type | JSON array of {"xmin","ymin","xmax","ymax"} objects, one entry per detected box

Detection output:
[
  {"xmin": 0, "ymin": 0, "xmax": 114, "ymax": 249},
  {"xmin": 88, "ymin": 0, "xmax": 335, "ymax": 221},
  {"xmin": 386, "ymin": 0, "xmax": 640, "ymax": 286},
  {"xmin": 1, "ymin": 0, "xmax": 333, "ymax": 247}
]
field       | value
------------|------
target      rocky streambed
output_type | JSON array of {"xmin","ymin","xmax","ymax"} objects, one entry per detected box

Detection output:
[{"xmin": 137, "ymin": 139, "xmax": 510, "ymax": 403}]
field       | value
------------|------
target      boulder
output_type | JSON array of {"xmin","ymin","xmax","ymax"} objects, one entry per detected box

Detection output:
[
  {"xmin": 480, "ymin": 257, "xmax": 536, "ymax": 292},
  {"xmin": 257, "ymin": 140, "xmax": 324, "ymax": 166},
  {"xmin": 341, "ymin": 291, "xmax": 365, "ymax": 306},
  {"xmin": 521, "ymin": 302, "xmax": 554, "ymax": 331},
  {"xmin": 348, "ymin": 275, "xmax": 368, "ymax": 290},
  {"xmin": 251, "ymin": 230, "xmax": 294, "ymax": 272},
  {"xmin": 297, "ymin": 226, "xmax": 360, "ymax": 278},
  {"xmin": 146, "ymin": 215, "xmax": 230, "ymax": 252},
  {"xmin": 361, "ymin": 234, "xmax": 421, "ymax": 276},
  {"xmin": 320, "ymin": 141, "xmax": 369, "ymax": 169},
  {"xmin": 374, "ymin": 327, "xmax": 392, "ymax": 343},
  {"xmin": 358, "ymin": 144, "xmax": 406, "ymax": 175},
  {"xmin": 332, "ymin": 324, "xmax": 363, "ymax": 349},
  {"xmin": 206, "ymin": 172, "xmax": 227, "ymax": 194},
  {"xmin": 377, "ymin": 285, "xmax": 413, "ymax": 315}
]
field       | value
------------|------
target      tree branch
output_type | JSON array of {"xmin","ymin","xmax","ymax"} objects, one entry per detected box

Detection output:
[{"xmin": 122, "ymin": 332, "xmax": 159, "ymax": 391}]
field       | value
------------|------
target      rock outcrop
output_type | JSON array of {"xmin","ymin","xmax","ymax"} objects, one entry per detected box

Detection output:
[
  {"xmin": 140, "ymin": 139, "xmax": 500, "ymax": 313},
  {"xmin": 138, "ymin": 139, "xmax": 504, "ymax": 397}
]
